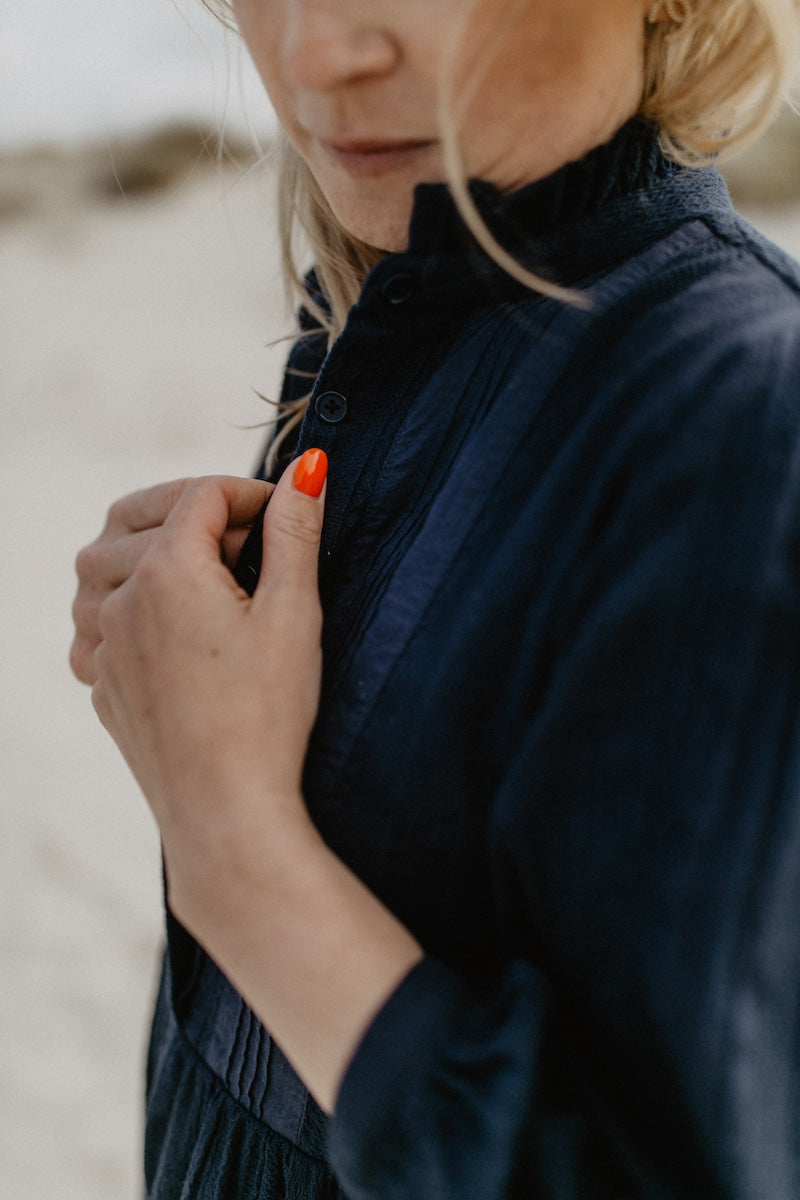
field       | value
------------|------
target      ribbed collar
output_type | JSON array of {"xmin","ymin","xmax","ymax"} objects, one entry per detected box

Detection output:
[
  {"xmin": 354, "ymin": 117, "xmax": 732, "ymax": 312},
  {"xmin": 410, "ymin": 118, "xmax": 677, "ymax": 249}
]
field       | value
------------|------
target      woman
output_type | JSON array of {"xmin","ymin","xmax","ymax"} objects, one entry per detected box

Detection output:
[{"xmin": 70, "ymin": 0, "xmax": 800, "ymax": 1196}]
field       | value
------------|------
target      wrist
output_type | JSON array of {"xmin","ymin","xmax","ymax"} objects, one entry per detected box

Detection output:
[
  {"xmin": 166, "ymin": 786, "xmax": 424, "ymax": 1113},
  {"xmin": 164, "ymin": 787, "xmax": 319, "ymax": 943}
]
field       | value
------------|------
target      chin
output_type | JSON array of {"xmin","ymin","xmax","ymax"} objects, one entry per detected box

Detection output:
[
  {"xmin": 368, "ymin": 229, "xmax": 411, "ymax": 254},
  {"xmin": 326, "ymin": 195, "xmax": 414, "ymax": 255},
  {"xmin": 338, "ymin": 214, "xmax": 412, "ymax": 255}
]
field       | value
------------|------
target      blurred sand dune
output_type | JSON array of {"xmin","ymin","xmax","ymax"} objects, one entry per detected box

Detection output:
[
  {"xmin": 0, "ymin": 125, "xmax": 260, "ymax": 221},
  {"xmin": 1, "ymin": 118, "xmax": 799, "ymax": 1199}
]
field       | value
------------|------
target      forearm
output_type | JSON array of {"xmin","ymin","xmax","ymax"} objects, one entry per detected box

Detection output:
[
  {"xmin": 83, "ymin": 465, "xmax": 424, "ymax": 1113},
  {"xmin": 166, "ymin": 798, "xmax": 424, "ymax": 1115}
]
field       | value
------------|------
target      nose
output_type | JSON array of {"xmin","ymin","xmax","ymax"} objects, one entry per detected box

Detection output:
[{"xmin": 281, "ymin": 0, "xmax": 399, "ymax": 92}]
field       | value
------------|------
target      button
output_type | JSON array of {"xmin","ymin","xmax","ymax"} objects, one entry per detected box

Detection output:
[
  {"xmin": 381, "ymin": 272, "xmax": 416, "ymax": 305},
  {"xmin": 315, "ymin": 390, "xmax": 348, "ymax": 424}
]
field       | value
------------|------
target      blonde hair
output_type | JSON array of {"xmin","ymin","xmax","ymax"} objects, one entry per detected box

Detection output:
[
  {"xmin": 642, "ymin": 0, "xmax": 800, "ymax": 161},
  {"xmin": 205, "ymin": 0, "xmax": 800, "ymax": 460}
]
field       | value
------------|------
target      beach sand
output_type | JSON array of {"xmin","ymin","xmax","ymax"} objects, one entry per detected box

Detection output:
[
  {"xmin": 1, "ymin": 124, "xmax": 799, "ymax": 1199},
  {"xmin": 1, "ymin": 129, "xmax": 285, "ymax": 1200}
]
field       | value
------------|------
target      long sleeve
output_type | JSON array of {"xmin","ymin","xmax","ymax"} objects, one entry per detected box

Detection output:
[
  {"xmin": 141, "ymin": 128, "xmax": 800, "ymax": 1200},
  {"xmin": 328, "ymin": 296, "xmax": 800, "ymax": 1200}
]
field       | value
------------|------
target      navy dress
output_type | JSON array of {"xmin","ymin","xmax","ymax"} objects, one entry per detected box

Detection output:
[{"xmin": 145, "ymin": 120, "xmax": 800, "ymax": 1199}]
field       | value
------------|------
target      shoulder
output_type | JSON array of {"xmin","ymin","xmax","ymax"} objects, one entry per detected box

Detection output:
[
  {"xmin": 590, "ymin": 208, "xmax": 800, "ymax": 345},
  {"xmin": 567, "ymin": 213, "xmax": 800, "ymax": 451},
  {"xmin": 491, "ymin": 217, "xmax": 800, "ymax": 589},
  {"xmin": 490, "ymin": 213, "xmax": 800, "ymax": 501}
]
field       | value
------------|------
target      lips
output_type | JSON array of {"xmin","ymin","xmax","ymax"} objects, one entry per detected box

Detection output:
[{"xmin": 318, "ymin": 137, "xmax": 437, "ymax": 178}]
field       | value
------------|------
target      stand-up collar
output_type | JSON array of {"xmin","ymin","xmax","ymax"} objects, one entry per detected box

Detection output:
[
  {"xmin": 352, "ymin": 118, "xmax": 732, "ymax": 317},
  {"xmin": 406, "ymin": 118, "xmax": 678, "ymax": 253}
]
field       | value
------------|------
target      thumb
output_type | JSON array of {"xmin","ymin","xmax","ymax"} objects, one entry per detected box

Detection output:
[{"xmin": 257, "ymin": 448, "xmax": 328, "ymax": 598}]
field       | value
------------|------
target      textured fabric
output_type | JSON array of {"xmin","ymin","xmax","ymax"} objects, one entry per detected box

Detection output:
[
  {"xmin": 145, "ymin": 118, "xmax": 800, "ymax": 1199},
  {"xmin": 145, "ymin": 942, "xmax": 346, "ymax": 1200}
]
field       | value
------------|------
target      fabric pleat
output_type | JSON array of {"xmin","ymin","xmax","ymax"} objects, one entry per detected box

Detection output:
[{"xmin": 145, "ymin": 955, "xmax": 350, "ymax": 1200}]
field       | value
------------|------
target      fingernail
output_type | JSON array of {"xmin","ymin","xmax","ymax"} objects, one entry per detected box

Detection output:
[{"xmin": 293, "ymin": 448, "xmax": 328, "ymax": 498}]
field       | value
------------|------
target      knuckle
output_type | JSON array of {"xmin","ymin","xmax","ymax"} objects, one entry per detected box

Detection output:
[
  {"xmin": 74, "ymin": 540, "xmax": 103, "ymax": 583},
  {"xmin": 107, "ymin": 477, "xmax": 194, "ymax": 532},
  {"xmin": 105, "ymin": 493, "xmax": 133, "ymax": 529},
  {"xmin": 169, "ymin": 475, "xmax": 222, "ymax": 524},
  {"xmin": 186, "ymin": 475, "xmax": 220, "ymax": 503},
  {"xmin": 69, "ymin": 638, "xmax": 96, "ymax": 686},
  {"xmin": 268, "ymin": 505, "xmax": 321, "ymax": 547},
  {"xmin": 165, "ymin": 476, "xmax": 194, "ymax": 505}
]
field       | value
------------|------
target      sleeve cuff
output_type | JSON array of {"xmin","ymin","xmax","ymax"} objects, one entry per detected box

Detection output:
[{"xmin": 329, "ymin": 957, "xmax": 469, "ymax": 1193}]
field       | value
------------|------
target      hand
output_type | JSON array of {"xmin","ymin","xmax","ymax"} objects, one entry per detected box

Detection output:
[
  {"xmin": 70, "ymin": 477, "xmax": 270, "ymax": 686},
  {"xmin": 88, "ymin": 456, "xmax": 326, "ymax": 894},
  {"xmin": 84, "ymin": 453, "xmax": 424, "ymax": 1114}
]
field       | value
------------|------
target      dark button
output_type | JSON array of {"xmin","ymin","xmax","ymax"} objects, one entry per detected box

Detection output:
[
  {"xmin": 315, "ymin": 391, "xmax": 348, "ymax": 424},
  {"xmin": 381, "ymin": 272, "xmax": 416, "ymax": 305}
]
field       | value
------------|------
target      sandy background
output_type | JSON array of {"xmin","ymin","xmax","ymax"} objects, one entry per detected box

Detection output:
[
  {"xmin": 1, "ymin": 121, "xmax": 799, "ymax": 1199},
  {"xmin": 1, "ymin": 130, "xmax": 286, "ymax": 1199}
]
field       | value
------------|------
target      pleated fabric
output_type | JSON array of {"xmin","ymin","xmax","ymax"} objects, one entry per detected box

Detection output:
[{"xmin": 145, "ymin": 936, "xmax": 350, "ymax": 1200}]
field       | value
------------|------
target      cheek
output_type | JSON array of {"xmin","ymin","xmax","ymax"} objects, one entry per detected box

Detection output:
[
  {"xmin": 459, "ymin": 5, "xmax": 644, "ymax": 162},
  {"xmin": 230, "ymin": 1, "xmax": 284, "ymax": 106}
]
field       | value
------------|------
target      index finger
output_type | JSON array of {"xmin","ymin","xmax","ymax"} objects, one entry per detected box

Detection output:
[
  {"xmin": 161, "ymin": 476, "xmax": 273, "ymax": 553},
  {"xmin": 105, "ymin": 478, "xmax": 194, "ymax": 535}
]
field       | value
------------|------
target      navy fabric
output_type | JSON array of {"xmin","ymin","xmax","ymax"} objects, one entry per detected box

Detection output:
[
  {"xmin": 145, "ymin": 119, "xmax": 800, "ymax": 1198},
  {"xmin": 145, "ymin": 938, "xmax": 346, "ymax": 1199}
]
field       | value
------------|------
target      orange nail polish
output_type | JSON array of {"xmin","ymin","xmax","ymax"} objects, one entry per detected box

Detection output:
[{"xmin": 293, "ymin": 448, "xmax": 328, "ymax": 498}]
